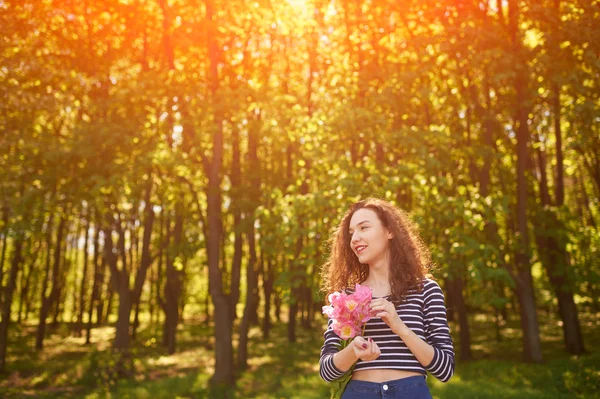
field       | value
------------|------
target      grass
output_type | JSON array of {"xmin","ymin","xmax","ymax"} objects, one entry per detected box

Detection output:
[{"xmin": 1, "ymin": 311, "xmax": 599, "ymax": 398}]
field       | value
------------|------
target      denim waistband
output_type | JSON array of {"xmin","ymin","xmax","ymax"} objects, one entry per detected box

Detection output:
[{"xmin": 347, "ymin": 375, "xmax": 426, "ymax": 394}]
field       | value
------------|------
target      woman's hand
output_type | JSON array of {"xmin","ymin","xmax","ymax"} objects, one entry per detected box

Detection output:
[
  {"xmin": 351, "ymin": 336, "xmax": 381, "ymax": 361},
  {"xmin": 370, "ymin": 298, "xmax": 409, "ymax": 336}
]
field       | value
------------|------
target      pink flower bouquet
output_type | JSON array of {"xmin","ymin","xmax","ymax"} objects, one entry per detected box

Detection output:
[{"xmin": 322, "ymin": 283, "xmax": 372, "ymax": 399}]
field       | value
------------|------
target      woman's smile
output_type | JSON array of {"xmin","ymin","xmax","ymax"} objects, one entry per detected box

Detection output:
[{"xmin": 355, "ymin": 245, "xmax": 368, "ymax": 254}]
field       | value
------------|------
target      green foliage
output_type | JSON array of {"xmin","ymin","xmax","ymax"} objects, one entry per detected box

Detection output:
[{"xmin": 1, "ymin": 0, "xmax": 599, "ymax": 388}]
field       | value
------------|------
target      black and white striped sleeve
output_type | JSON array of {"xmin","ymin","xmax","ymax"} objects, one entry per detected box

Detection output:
[
  {"xmin": 423, "ymin": 280, "xmax": 455, "ymax": 382},
  {"xmin": 319, "ymin": 318, "xmax": 346, "ymax": 382}
]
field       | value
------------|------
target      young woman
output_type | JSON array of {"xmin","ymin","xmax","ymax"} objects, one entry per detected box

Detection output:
[{"xmin": 319, "ymin": 198, "xmax": 455, "ymax": 398}]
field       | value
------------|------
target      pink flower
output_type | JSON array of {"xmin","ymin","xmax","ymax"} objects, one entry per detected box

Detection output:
[
  {"xmin": 345, "ymin": 298, "xmax": 359, "ymax": 312},
  {"xmin": 323, "ymin": 283, "xmax": 372, "ymax": 341},
  {"xmin": 336, "ymin": 322, "xmax": 357, "ymax": 340},
  {"xmin": 322, "ymin": 305, "xmax": 335, "ymax": 318}
]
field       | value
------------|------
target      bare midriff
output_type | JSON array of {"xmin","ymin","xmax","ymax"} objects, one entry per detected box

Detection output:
[{"xmin": 352, "ymin": 368, "xmax": 422, "ymax": 383}]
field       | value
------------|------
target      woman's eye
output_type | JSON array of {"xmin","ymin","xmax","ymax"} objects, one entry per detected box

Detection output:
[{"xmin": 361, "ymin": 226, "xmax": 368, "ymax": 230}]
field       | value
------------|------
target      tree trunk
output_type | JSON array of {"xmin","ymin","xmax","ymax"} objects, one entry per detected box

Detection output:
[
  {"xmin": 36, "ymin": 215, "xmax": 66, "ymax": 350},
  {"xmin": 274, "ymin": 286, "xmax": 282, "ymax": 322},
  {"xmin": 0, "ymin": 230, "xmax": 24, "ymax": 372},
  {"xmin": 132, "ymin": 300, "xmax": 141, "ymax": 341},
  {"xmin": 0, "ymin": 206, "xmax": 8, "ymax": 314},
  {"xmin": 204, "ymin": 277, "xmax": 211, "ymax": 327},
  {"xmin": 206, "ymin": 0, "xmax": 234, "ymax": 386},
  {"xmin": 301, "ymin": 285, "xmax": 312, "ymax": 329},
  {"xmin": 247, "ymin": 110, "xmax": 262, "ymax": 327},
  {"xmin": 113, "ymin": 275, "xmax": 132, "ymax": 351},
  {"xmin": 104, "ymin": 282, "xmax": 113, "ymax": 324},
  {"xmin": 262, "ymin": 257, "xmax": 273, "ymax": 339},
  {"xmin": 229, "ymin": 126, "xmax": 243, "ymax": 322},
  {"xmin": 76, "ymin": 212, "xmax": 90, "ymax": 336},
  {"xmin": 288, "ymin": 232, "xmax": 304, "ymax": 343},
  {"xmin": 532, "ymin": 124, "xmax": 585, "ymax": 355},
  {"xmin": 238, "ymin": 222, "xmax": 259, "ymax": 370},
  {"xmin": 158, "ymin": 215, "xmax": 170, "ymax": 344},
  {"xmin": 508, "ymin": 0, "xmax": 543, "ymax": 363},
  {"xmin": 96, "ymin": 238, "xmax": 109, "ymax": 326},
  {"xmin": 287, "ymin": 286, "xmax": 299, "ymax": 343},
  {"xmin": 131, "ymin": 177, "xmax": 155, "ymax": 340},
  {"xmin": 86, "ymin": 219, "xmax": 101, "ymax": 344},
  {"xmin": 106, "ymin": 225, "xmax": 131, "ymax": 351},
  {"xmin": 287, "ymin": 154, "xmax": 308, "ymax": 343},
  {"xmin": 164, "ymin": 203, "xmax": 183, "ymax": 354},
  {"xmin": 449, "ymin": 277, "xmax": 472, "ymax": 361},
  {"xmin": 17, "ymin": 241, "xmax": 38, "ymax": 324},
  {"xmin": 514, "ymin": 268, "xmax": 543, "ymax": 362},
  {"xmin": 548, "ymin": 16, "xmax": 585, "ymax": 352}
]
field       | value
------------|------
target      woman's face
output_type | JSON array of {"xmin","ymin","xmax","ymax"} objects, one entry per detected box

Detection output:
[{"xmin": 348, "ymin": 208, "xmax": 392, "ymax": 266}]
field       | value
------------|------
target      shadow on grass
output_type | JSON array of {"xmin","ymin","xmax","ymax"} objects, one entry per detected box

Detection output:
[{"xmin": 1, "ymin": 312, "xmax": 599, "ymax": 398}]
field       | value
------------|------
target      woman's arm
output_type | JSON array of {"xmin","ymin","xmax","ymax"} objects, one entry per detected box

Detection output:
[
  {"xmin": 420, "ymin": 280, "xmax": 455, "ymax": 382},
  {"xmin": 332, "ymin": 336, "xmax": 380, "ymax": 372},
  {"xmin": 393, "ymin": 323, "xmax": 435, "ymax": 367},
  {"xmin": 320, "ymin": 320, "xmax": 381, "ymax": 382},
  {"xmin": 369, "ymin": 280, "xmax": 455, "ymax": 382},
  {"xmin": 369, "ymin": 298, "xmax": 435, "ymax": 366}
]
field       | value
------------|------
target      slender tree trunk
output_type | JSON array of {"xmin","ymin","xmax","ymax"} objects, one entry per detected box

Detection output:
[
  {"xmin": 103, "ymin": 220, "xmax": 134, "ymax": 376},
  {"xmin": 149, "ymin": 256, "xmax": 156, "ymax": 325},
  {"xmin": 104, "ymin": 185, "xmax": 155, "ymax": 359},
  {"xmin": 247, "ymin": 113, "xmax": 261, "ymax": 327},
  {"xmin": 238, "ymin": 222, "xmax": 259, "ymax": 370},
  {"xmin": 533, "ymin": 136, "xmax": 585, "ymax": 355},
  {"xmin": 156, "ymin": 210, "xmax": 167, "ymax": 326},
  {"xmin": 113, "ymin": 276, "xmax": 132, "ymax": 351},
  {"xmin": 51, "ymin": 230, "xmax": 69, "ymax": 327},
  {"xmin": 17, "ymin": 240, "xmax": 38, "ymax": 324},
  {"xmin": 262, "ymin": 256, "xmax": 273, "ymax": 339},
  {"xmin": 96, "ymin": 226, "xmax": 110, "ymax": 326},
  {"xmin": 206, "ymin": 0, "xmax": 234, "ymax": 387},
  {"xmin": 288, "ymin": 222, "xmax": 307, "ymax": 342},
  {"xmin": 106, "ymin": 224, "xmax": 131, "ymax": 351},
  {"xmin": 287, "ymin": 150, "xmax": 308, "ymax": 342},
  {"xmin": 274, "ymin": 286, "xmax": 282, "ymax": 323},
  {"xmin": 158, "ymin": 214, "xmax": 170, "ymax": 343},
  {"xmin": 164, "ymin": 203, "xmax": 183, "ymax": 354},
  {"xmin": 577, "ymin": 167, "xmax": 597, "ymax": 229},
  {"xmin": 301, "ymin": 285, "xmax": 310, "ymax": 329},
  {"xmin": 76, "ymin": 212, "xmax": 90, "ymax": 336},
  {"xmin": 0, "ymin": 206, "xmax": 8, "ymax": 314},
  {"xmin": 0, "ymin": 231, "xmax": 24, "ymax": 372},
  {"xmin": 132, "ymin": 301, "xmax": 141, "ymax": 341},
  {"xmin": 204, "ymin": 275, "xmax": 211, "ymax": 327},
  {"xmin": 36, "ymin": 215, "xmax": 66, "ymax": 350},
  {"xmin": 96, "ymin": 255, "xmax": 107, "ymax": 326},
  {"xmin": 86, "ymin": 218, "xmax": 101, "ymax": 344},
  {"xmin": 288, "ymin": 283, "xmax": 299, "ymax": 342},
  {"xmin": 103, "ymin": 282, "xmax": 113, "ymax": 324},
  {"xmin": 450, "ymin": 277, "xmax": 472, "ymax": 361},
  {"xmin": 66, "ymin": 220, "xmax": 80, "ymax": 327},
  {"xmin": 131, "ymin": 177, "xmax": 155, "ymax": 340},
  {"xmin": 508, "ymin": 0, "xmax": 543, "ymax": 363},
  {"xmin": 229, "ymin": 125, "xmax": 243, "ymax": 322},
  {"xmin": 548, "ymin": 7, "xmax": 584, "ymax": 351}
]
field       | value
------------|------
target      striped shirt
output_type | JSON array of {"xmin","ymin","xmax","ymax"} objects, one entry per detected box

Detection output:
[{"xmin": 319, "ymin": 279, "xmax": 455, "ymax": 383}]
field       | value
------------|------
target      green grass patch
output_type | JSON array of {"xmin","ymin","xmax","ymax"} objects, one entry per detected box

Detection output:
[{"xmin": 0, "ymin": 312, "xmax": 599, "ymax": 398}]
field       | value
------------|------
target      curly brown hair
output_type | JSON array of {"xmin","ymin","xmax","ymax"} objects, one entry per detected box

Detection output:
[{"xmin": 321, "ymin": 198, "xmax": 432, "ymax": 303}]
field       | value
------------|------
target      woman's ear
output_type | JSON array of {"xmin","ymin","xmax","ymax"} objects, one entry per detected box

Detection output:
[{"xmin": 387, "ymin": 231, "xmax": 393, "ymax": 239}]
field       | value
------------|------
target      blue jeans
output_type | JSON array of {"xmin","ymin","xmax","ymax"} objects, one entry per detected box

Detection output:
[{"xmin": 341, "ymin": 376, "xmax": 432, "ymax": 399}]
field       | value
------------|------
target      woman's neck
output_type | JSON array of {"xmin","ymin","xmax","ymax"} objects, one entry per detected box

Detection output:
[{"xmin": 364, "ymin": 266, "xmax": 391, "ymax": 297}]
